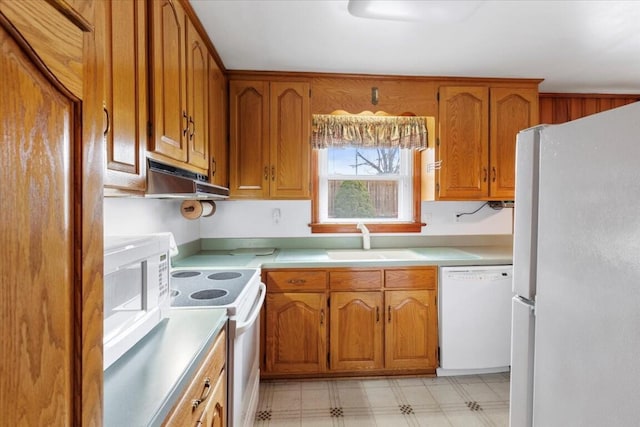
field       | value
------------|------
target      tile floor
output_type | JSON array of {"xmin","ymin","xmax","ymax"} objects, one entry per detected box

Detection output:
[{"xmin": 253, "ymin": 372, "xmax": 510, "ymax": 426}]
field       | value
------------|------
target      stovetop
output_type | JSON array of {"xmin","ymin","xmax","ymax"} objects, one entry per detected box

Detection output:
[{"xmin": 170, "ymin": 268, "xmax": 259, "ymax": 308}]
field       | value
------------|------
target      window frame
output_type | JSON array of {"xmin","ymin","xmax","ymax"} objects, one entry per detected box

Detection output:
[{"xmin": 310, "ymin": 149, "xmax": 424, "ymax": 234}]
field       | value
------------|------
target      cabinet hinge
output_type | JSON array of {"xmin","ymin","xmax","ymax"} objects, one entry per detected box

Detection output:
[
  {"xmin": 436, "ymin": 137, "xmax": 440, "ymax": 146},
  {"xmin": 436, "ymin": 183, "xmax": 440, "ymax": 192},
  {"xmin": 309, "ymin": 88, "xmax": 312, "ymax": 98},
  {"xmin": 327, "ymin": 352, "xmax": 330, "ymax": 368},
  {"xmin": 436, "ymin": 91, "xmax": 440, "ymax": 102},
  {"xmin": 147, "ymin": 121, "xmax": 153, "ymax": 138},
  {"xmin": 327, "ymin": 297, "xmax": 330, "ymax": 307}
]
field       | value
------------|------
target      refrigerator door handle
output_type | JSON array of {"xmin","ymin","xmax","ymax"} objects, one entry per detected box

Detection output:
[
  {"xmin": 513, "ymin": 127, "xmax": 543, "ymax": 300},
  {"xmin": 510, "ymin": 296, "xmax": 536, "ymax": 427}
]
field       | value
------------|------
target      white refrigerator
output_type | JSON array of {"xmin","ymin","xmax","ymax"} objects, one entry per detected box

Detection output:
[{"xmin": 510, "ymin": 101, "xmax": 640, "ymax": 427}]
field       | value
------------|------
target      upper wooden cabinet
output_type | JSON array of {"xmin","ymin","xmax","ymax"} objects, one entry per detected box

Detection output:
[
  {"xmin": 1, "ymin": 0, "xmax": 103, "ymax": 424},
  {"xmin": 208, "ymin": 54, "xmax": 228, "ymax": 187},
  {"xmin": 229, "ymin": 80, "xmax": 311, "ymax": 199},
  {"xmin": 103, "ymin": 0, "xmax": 147, "ymax": 192},
  {"xmin": 149, "ymin": 0, "xmax": 209, "ymax": 173},
  {"xmin": 436, "ymin": 85, "xmax": 538, "ymax": 200},
  {"xmin": 490, "ymin": 87, "xmax": 539, "ymax": 199},
  {"xmin": 186, "ymin": 20, "xmax": 209, "ymax": 170},
  {"xmin": 437, "ymin": 86, "xmax": 489, "ymax": 200}
]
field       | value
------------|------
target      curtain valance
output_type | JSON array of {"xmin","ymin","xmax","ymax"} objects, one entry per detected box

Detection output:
[{"xmin": 311, "ymin": 113, "xmax": 428, "ymax": 149}]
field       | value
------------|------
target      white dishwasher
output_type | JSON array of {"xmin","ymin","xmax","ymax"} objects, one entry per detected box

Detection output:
[{"xmin": 437, "ymin": 265, "xmax": 513, "ymax": 376}]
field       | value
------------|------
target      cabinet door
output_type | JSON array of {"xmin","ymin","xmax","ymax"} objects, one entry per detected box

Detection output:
[
  {"xmin": 265, "ymin": 293, "xmax": 327, "ymax": 374},
  {"xmin": 150, "ymin": 0, "xmax": 188, "ymax": 162},
  {"xmin": 385, "ymin": 290, "xmax": 438, "ymax": 370},
  {"xmin": 330, "ymin": 292, "xmax": 383, "ymax": 371},
  {"xmin": 199, "ymin": 370, "xmax": 226, "ymax": 427},
  {"xmin": 489, "ymin": 87, "xmax": 538, "ymax": 199},
  {"xmin": 0, "ymin": 2, "xmax": 103, "ymax": 424},
  {"xmin": 186, "ymin": 20, "xmax": 209, "ymax": 170},
  {"xmin": 104, "ymin": 0, "xmax": 147, "ymax": 191},
  {"xmin": 208, "ymin": 55, "xmax": 228, "ymax": 187},
  {"xmin": 438, "ymin": 86, "xmax": 489, "ymax": 199},
  {"xmin": 269, "ymin": 81, "xmax": 311, "ymax": 198},
  {"xmin": 229, "ymin": 80, "xmax": 270, "ymax": 198}
]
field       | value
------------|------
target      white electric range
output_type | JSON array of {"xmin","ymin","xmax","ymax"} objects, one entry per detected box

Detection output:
[{"xmin": 170, "ymin": 267, "xmax": 265, "ymax": 427}]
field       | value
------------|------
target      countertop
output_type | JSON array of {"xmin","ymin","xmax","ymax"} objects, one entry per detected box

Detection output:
[
  {"xmin": 104, "ymin": 308, "xmax": 228, "ymax": 427},
  {"xmin": 172, "ymin": 245, "xmax": 513, "ymax": 269}
]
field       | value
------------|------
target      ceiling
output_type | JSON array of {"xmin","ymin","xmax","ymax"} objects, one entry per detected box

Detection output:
[{"xmin": 189, "ymin": 0, "xmax": 640, "ymax": 94}]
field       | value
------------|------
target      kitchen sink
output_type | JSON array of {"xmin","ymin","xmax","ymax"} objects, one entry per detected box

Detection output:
[{"xmin": 326, "ymin": 249, "xmax": 423, "ymax": 260}]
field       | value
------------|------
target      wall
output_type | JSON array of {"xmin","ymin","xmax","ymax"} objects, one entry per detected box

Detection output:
[
  {"xmin": 103, "ymin": 198, "xmax": 199, "ymax": 245},
  {"xmin": 104, "ymin": 198, "xmax": 512, "ymax": 244},
  {"xmin": 198, "ymin": 200, "xmax": 512, "ymax": 238}
]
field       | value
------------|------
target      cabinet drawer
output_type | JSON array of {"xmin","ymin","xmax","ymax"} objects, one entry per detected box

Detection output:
[
  {"xmin": 266, "ymin": 270, "xmax": 327, "ymax": 291},
  {"xmin": 329, "ymin": 270, "xmax": 382, "ymax": 290},
  {"xmin": 385, "ymin": 268, "xmax": 437, "ymax": 289},
  {"xmin": 163, "ymin": 329, "xmax": 226, "ymax": 426}
]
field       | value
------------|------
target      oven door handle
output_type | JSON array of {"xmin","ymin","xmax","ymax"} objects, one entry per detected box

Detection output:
[{"xmin": 235, "ymin": 282, "xmax": 266, "ymax": 337}]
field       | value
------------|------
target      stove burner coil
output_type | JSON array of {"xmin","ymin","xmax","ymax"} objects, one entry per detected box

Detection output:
[
  {"xmin": 190, "ymin": 289, "xmax": 228, "ymax": 300},
  {"xmin": 207, "ymin": 272, "xmax": 242, "ymax": 280},
  {"xmin": 172, "ymin": 271, "xmax": 202, "ymax": 278}
]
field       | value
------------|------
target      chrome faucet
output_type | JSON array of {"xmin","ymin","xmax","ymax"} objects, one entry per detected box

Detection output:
[{"xmin": 356, "ymin": 223, "xmax": 371, "ymax": 250}]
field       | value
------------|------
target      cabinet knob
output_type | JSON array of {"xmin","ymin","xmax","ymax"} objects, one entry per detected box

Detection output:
[
  {"xmin": 483, "ymin": 167, "xmax": 488, "ymax": 182},
  {"xmin": 211, "ymin": 157, "xmax": 217, "ymax": 176},
  {"xmin": 189, "ymin": 116, "xmax": 195, "ymax": 140},
  {"xmin": 271, "ymin": 165, "xmax": 276, "ymax": 181},
  {"xmin": 287, "ymin": 279, "xmax": 307, "ymax": 285},
  {"xmin": 491, "ymin": 167, "xmax": 496, "ymax": 182},
  {"xmin": 264, "ymin": 166, "xmax": 269, "ymax": 181}
]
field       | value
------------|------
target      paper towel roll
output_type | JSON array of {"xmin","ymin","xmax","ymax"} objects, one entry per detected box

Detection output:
[{"xmin": 201, "ymin": 201, "xmax": 216, "ymax": 217}]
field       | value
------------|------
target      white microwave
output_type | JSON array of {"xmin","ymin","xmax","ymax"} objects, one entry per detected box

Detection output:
[{"xmin": 103, "ymin": 234, "xmax": 171, "ymax": 370}]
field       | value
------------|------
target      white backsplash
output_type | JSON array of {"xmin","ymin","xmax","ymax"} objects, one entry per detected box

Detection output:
[
  {"xmin": 104, "ymin": 198, "xmax": 512, "ymax": 242},
  {"xmin": 198, "ymin": 200, "xmax": 512, "ymax": 238},
  {"xmin": 103, "ymin": 198, "xmax": 199, "ymax": 245}
]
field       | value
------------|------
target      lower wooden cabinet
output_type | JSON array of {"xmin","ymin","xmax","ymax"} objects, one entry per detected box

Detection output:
[
  {"xmin": 385, "ymin": 290, "xmax": 438, "ymax": 370},
  {"xmin": 330, "ymin": 291, "xmax": 384, "ymax": 371},
  {"xmin": 265, "ymin": 292, "xmax": 327, "ymax": 374},
  {"xmin": 164, "ymin": 329, "xmax": 226, "ymax": 426},
  {"xmin": 262, "ymin": 266, "xmax": 438, "ymax": 378}
]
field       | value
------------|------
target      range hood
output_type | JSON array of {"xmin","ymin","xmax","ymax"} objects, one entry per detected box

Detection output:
[{"xmin": 146, "ymin": 159, "xmax": 229, "ymax": 200}]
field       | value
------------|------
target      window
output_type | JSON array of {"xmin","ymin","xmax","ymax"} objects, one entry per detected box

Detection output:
[
  {"xmin": 309, "ymin": 113, "xmax": 428, "ymax": 233},
  {"xmin": 318, "ymin": 146, "xmax": 412, "ymax": 221},
  {"xmin": 311, "ymin": 148, "xmax": 423, "ymax": 233}
]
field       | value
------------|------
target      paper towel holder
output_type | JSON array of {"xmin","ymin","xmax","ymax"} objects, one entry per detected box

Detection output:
[{"xmin": 180, "ymin": 200, "xmax": 216, "ymax": 220}]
